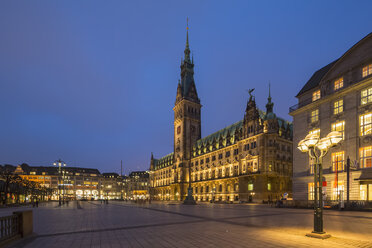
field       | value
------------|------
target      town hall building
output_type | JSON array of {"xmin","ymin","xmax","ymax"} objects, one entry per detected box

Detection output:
[{"xmin": 149, "ymin": 29, "xmax": 293, "ymax": 203}]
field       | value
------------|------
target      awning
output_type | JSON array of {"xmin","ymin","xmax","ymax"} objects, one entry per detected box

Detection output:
[{"xmin": 355, "ymin": 168, "xmax": 372, "ymax": 181}]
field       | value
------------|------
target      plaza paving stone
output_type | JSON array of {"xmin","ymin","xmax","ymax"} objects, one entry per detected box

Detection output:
[{"xmin": 4, "ymin": 201, "xmax": 372, "ymax": 248}]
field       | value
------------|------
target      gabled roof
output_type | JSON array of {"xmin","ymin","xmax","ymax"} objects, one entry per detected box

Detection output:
[
  {"xmin": 296, "ymin": 59, "xmax": 338, "ymax": 97},
  {"xmin": 194, "ymin": 109, "xmax": 292, "ymax": 151},
  {"xmin": 297, "ymin": 32, "xmax": 372, "ymax": 97}
]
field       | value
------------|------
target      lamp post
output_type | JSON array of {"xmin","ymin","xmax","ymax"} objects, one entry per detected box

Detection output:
[
  {"xmin": 298, "ymin": 131, "xmax": 342, "ymax": 239},
  {"xmin": 53, "ymin": 159, "xmax": 66, "ymax": 206},
  {"xmin": 183, "ymin": 162, "xmax": 196, "ymax": 205}
]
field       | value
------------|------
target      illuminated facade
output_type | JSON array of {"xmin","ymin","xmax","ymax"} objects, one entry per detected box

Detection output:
[
  {"xmin": 290, "ymin": 32, "xmax": 372, "ymax": 203},
  {"xmin": 149, "ymin": 29, "xmax": 293, "ymax": 203},
  {"xmin": 128, "ymin": 171, "xmax": 149, "ymax": 200},
  {"xmin": 14, "ymin": 164, "xmax": 125, "ymax": 200}
]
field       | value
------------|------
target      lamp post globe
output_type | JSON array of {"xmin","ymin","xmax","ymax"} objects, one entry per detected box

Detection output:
[{"xmin": 297, "ymin": 131, "xmax": 342, "ymax": 239}]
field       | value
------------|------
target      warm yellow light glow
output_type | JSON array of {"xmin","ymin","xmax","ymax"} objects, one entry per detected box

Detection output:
[
  {"xmin": 360, "ymin": 112, "xmax": 372, "ymax": 135},
  {"xmin": 297, "ymin": 140, "xmax": 308, "ymax": 152},
  {"xmin": 331, "ymin": 121, "xmax": 345, "ymax": 140},
  {"xmin": 312, "ymin": 90, "xmax": 320, "ymax": 101},
  {"xmin": 303, "ymin": 133, "xmax": 319, "ymax": 148},
  {"xmin": 333, "ymin": 99, "xmax": 343, "ymax": 115},
  {"xmin": 326, "ymin": 131, "xmax": 343, "ymax": 147},
  {"xmin": 363, "ymin": 64, "xmax": 372, "ymax": 78},
  {"xmin": 310, "ymin": 109, "xmax": 319, "ymax": 123},
  {"xmin": 334, "ymin": 77, "xmax": 344, "ymax": 90},
  {"xmin": 317, "ymin": 137, "xmax": 331, "ymax": 151}
]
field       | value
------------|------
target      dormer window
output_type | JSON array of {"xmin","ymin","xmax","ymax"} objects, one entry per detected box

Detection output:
[
  {"xmin": 334, "ymin": 77, "xmax": 344, "ymax": 91},
  {"xmin": 363, "ymin": 64, "xmax": 372, "ymax": 78},
  {"xmin": 312, "ymin": 90, "xmax": 320, "ymax": 102}
]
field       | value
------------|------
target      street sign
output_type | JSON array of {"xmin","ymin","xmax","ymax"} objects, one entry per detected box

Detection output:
[{"xmin": 323, "ymin": 181, "xmax": 327, "ymax": 187}]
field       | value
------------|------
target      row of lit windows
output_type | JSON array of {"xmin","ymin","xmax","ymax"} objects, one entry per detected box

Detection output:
[
  {"xmin": 309, "ymin": 118, "xmax": 359, "ymax": 141},
  {"xmin": 308, "ymin": 181, "xmax": 371, "ymax": 201},
  {"xmin": 312, "ymin": 70, "xmax": 372, "ymax": 103},
  {"xmin": 309, "ymin": 146, "xmax": 372, "ymax": 174},
  {"xmin": 193, "ymin": 145, "xmax": 253, "ymax": 167},
  {"xmin": 311, "ymin": 88, "xmax": 372, "ymax": 123}
]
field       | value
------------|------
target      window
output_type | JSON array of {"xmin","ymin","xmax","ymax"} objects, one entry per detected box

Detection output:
[
  {"xmin": 360, "ymin": 185, "xmax": 367, "ymax": 200},
  {"xmin": 362, "ymin": 64, "xmax": 372, "ymax": 77},
  {"xmin": 268, "ymin": 164, "xmax": 272, "ymax": 172},
  {"xmin": 233, "ymin": 149, "xmax": 239, "ymax": 155},
  {"xmin": 334, "ymin": 99, "xmax": 343, "ymax": 115},
  {"xmin": 361, "ymin": 87, "xmax": 372, "ymax": 105},
  {"xmin": 212, "ymin": 156, "xmax": 216, "ymax": 161},
  {"xmin": 331, "ymin": 121, "xmax": 345, "ymax": 140},
  {"xmin": 248, "ymin": 183, "xmax": 253, "ymax": 191},
  {"xmin": 309, "ymin": 129, "xmax": 320, "ymax": 137},
  {"xmin": 334, "ymin": 77, "xmax": 344, "ymax": 90},
  {"xmin": 360, "ymin": 112, "xmax": 372, "ymax": 136},
  {"xmin": 312, "ymin": 90, "xmax": 320, "ymax": 101},
  {"xmin": 267, "ymin": 183, "xmax": 271, "ymax": 191},
  {"xmin": 332, "ymin": 151, "xmax": 344, "ymax": 172},
  {"xmin": 360, "ymin": 146, "xmax": 372, "ymax": 168},
  {"xmin": 310, "ymin": 109, "xmax": 319, "ymax": 123},
  {"xmin": 218, "ymin": 154, "xmax": 223, "ymax": 159},
  {"xmin": 206, "ymin": 157, "xmax": 210, "ymax": 163},
  {"xmin": 308, "ymin": 182, "xmax": 314, "ymax": 200},
  {"xmin": 332, "ymin": 181, "xmax": 344, "ymax": 200},
  {"xmin": 225, "ymin": 151, "xmax": 230, "ymax": 157},
  {"xmin": 200, "ymin": 159, "xmax": 204, "ymax": 165}
]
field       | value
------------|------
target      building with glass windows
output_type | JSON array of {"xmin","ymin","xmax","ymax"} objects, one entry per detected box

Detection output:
[
  {"xmin": 11, "ymin": 164, "xmax": 129, "ymax": 200},
  {"xmin": 149, "ymin": 28, "xmax": 293, "ymax": 203},
  {"xmin": 290, "ymin": 32, "xmax": 372, "ymax": 203}
]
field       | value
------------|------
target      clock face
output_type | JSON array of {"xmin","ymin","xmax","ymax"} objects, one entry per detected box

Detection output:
[{"xmin": 177, "ymin": 126, "xmax": 181, "ymax": 134}]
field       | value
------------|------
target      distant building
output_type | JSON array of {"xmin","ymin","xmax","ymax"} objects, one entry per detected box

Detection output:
[
  {"xmin": 101, "ymin": 173, "xmax": 126, "ymax": 200},
  {"xmin": 10, "ymin": 164, "xmax": 126, "ymax": 200},
  {"xmin": 290, "ymin": 33, "xmax": 372, "ymax": 203},
  {"xmin": 128, "ymin": 171, "xmax": 149, "ymax": 200},
  {"xmin": 149, "ymin": 28, "xmax": 293, "ymax": 203}
]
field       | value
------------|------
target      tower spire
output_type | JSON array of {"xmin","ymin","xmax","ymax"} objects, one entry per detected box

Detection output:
[
  {"xmin": 184, "ymin": 18, "xmax": 191, "ymax": 62},
  {"xmin": 266, "ymin": 82, "xmax": 274, "ymax": 113}
]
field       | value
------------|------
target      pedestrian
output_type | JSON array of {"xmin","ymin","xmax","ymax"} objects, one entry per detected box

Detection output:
[{"xmin": 36, "ymin": 200, "xmax": 39, "ymax": 208}]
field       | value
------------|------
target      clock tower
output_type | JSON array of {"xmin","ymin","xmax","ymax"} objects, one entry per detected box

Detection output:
[{"xmin": 173, "ymin": 25, "xmax": 201, "ymax": 200}]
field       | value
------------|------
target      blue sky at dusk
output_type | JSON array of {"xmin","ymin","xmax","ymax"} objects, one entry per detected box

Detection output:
[{"xmin": 1, "ymin": 1, "xmax": 371, "ymax": 174}]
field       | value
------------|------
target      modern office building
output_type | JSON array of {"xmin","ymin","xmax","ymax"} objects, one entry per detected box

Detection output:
[{"xmin": 290, "ymin": 32, "xmax": 372, "ymax": 203}]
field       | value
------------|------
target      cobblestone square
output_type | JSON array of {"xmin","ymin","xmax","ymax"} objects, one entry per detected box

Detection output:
[{"xmin": 3, "ymin": 201, "xmax": 372, "ymax": 248}]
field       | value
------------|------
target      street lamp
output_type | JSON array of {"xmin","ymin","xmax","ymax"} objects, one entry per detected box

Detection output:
[
  {"xmin": 298, "ymin": 131, "xmax": 342, "ymax": 239},
  {"xmin": 53, "ymin": 159, "xmax": 66, "ymax": 206}
]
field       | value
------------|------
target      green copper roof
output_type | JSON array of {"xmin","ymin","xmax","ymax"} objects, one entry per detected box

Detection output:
[
  {"xmin": 153, "ymin": 152, "xmax": 174, "ymax": 169},
  {"xmin": 196, "ymin": 120, "xmax": 243, "ymax": 148}
]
